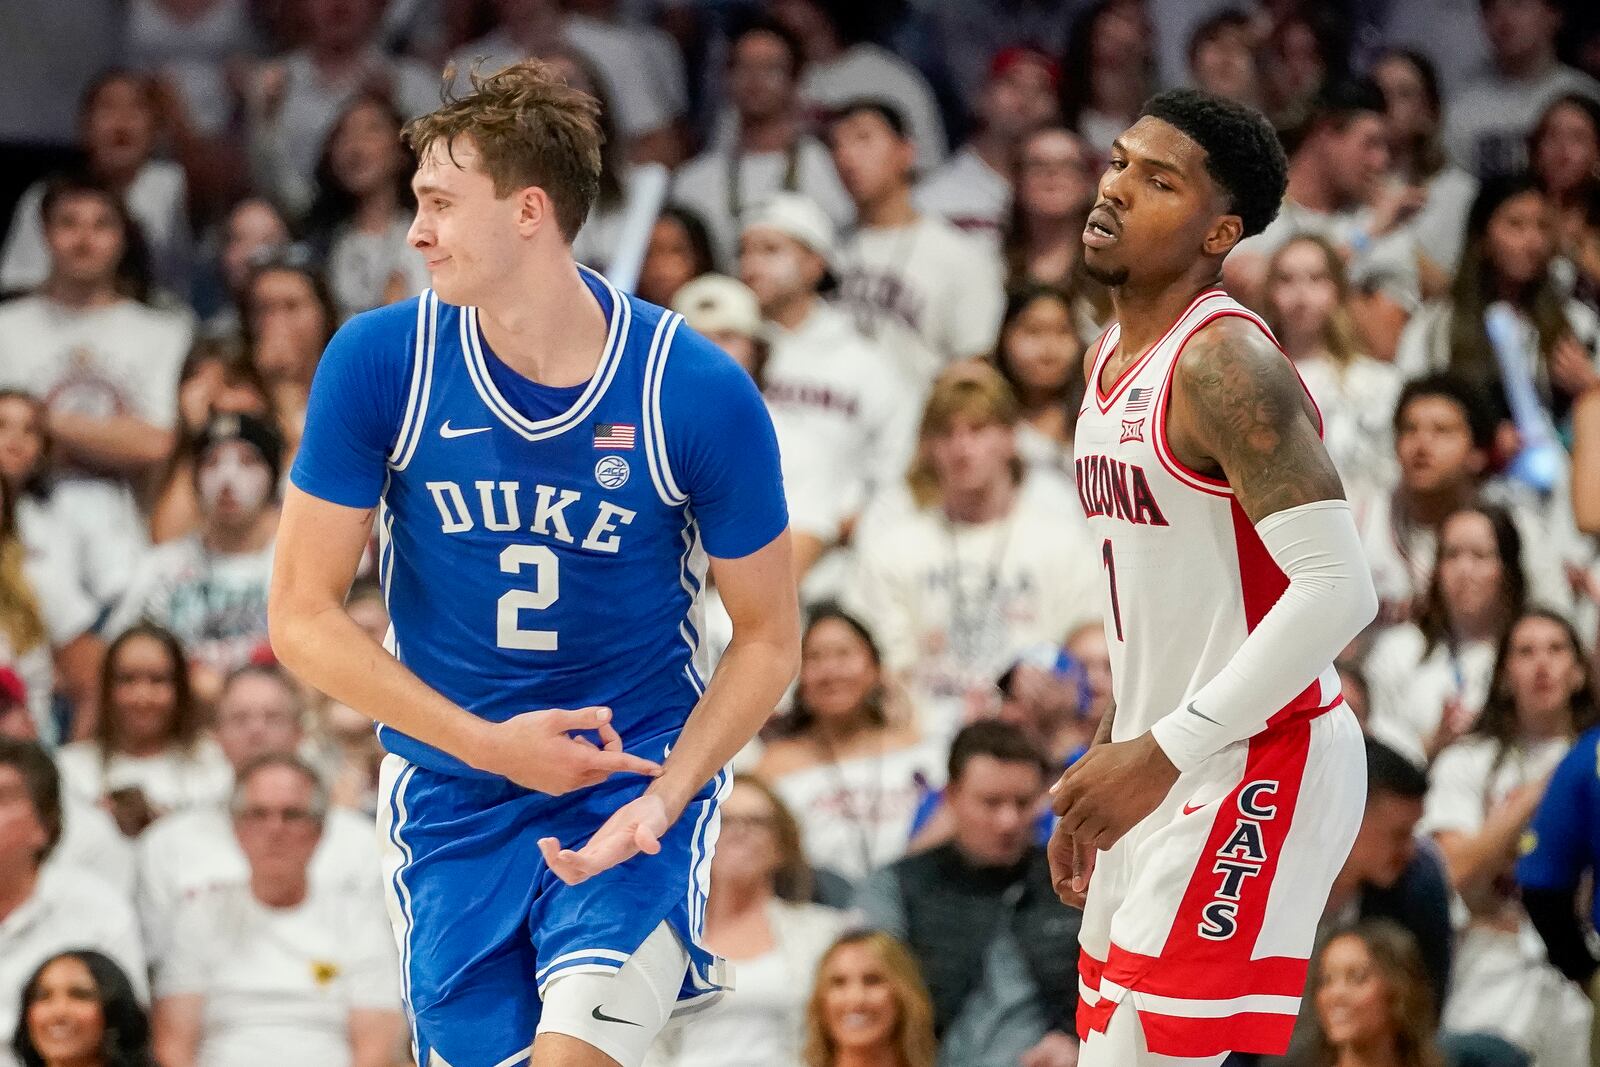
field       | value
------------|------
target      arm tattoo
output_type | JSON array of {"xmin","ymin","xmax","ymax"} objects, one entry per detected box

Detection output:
[{"xmin": 1173, "ymin": 318, "xmax": 1345, "ymax": 523}]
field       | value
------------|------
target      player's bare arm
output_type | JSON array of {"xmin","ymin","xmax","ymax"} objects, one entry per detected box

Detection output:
[
  {"xmin": 269, "ymin": 486, "xmax": 663, "ymax": 794},
  {"xmin": 541, "ymin": 530, "xmax": 802, "ymax": 884}
]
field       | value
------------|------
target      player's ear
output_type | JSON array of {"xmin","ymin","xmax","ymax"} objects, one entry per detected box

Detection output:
[
  {"xmin": 515, "ymin": 186, "xmax": 551, "ymax": 237},
  {"xmin": 1204, "ymin": 213, "xmax": 1244, "ymax": 258}
]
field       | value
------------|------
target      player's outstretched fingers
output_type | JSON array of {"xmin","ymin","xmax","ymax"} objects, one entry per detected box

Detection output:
[
  {"xmin": 545, "ymin": 705, "xmax": 614, "ymax": 733},
  {"xmin": 586, "ymin": 748, "xmax": 664, "ymax": 780}
]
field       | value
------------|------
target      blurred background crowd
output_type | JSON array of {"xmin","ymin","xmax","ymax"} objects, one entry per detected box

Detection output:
[{"xmin": 3, "ymin": 0, "xmax": 1600, "ymax": 1065}]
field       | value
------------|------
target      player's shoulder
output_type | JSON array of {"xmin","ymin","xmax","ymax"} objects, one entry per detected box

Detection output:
[{"xmin": 335, "ymin": 293, "xmax": 430, "ymax": 348}]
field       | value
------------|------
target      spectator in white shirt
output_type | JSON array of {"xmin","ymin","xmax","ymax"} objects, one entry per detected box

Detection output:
[
  {"xmin": 107, "ymin": 414, "xmax": 281, "ymax": 696},
  {"xmin": 1364, "ymin": 504, "xmax": 1528, "ymax": 767},
  {"xmin": 829, "ymin": 100, "xmax": 1006, "ymax": 387},
  {"xmin": 151, "ymin": 754, "xmax": 403, "ymax": 1067},
  {"xmin": 137, "ymin": 663, "xmax": 382, "ymax": 965},
  {"xmin": 11, "ymin": 949, "xmax": 156, "ymax": 1067},
  {"xmin": 1420, "ymin": 609, "xmax": 1598, "ymax": 1066},
  {"xmin": 671, "ymin": 18, "xmax": 851, "ymax": 269},
  {"xmin": 915, "ymin": 47, "xmax": 1061, "ymax": 243},
  {"xmin": 845, "ymin": 365, "xmax": 1100, "ymax": 745},
  {"xmin": 0, "ymin": 739, "xmax": 146, "ymax": 1067},
  {"xmin": 0, "ymin": 70, "xmax": 191, "ymax": 297},
  {"xmin": 55, "ymin": 623, "xmax": 232, "ymax": 835},
  {"xmin": 738, "ymin": 193, "xmax": 914, "ymax": 576},
  {"xmin": 1444, "ymin": 0, "xmax": 1600, "ymax": 180}
]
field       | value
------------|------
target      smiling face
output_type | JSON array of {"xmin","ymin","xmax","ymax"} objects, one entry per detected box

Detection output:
[
  {"xmin": 1082, "ymin": 116, "xmax": 1236, "ymax": 289},
  {"xmin": 25, "ymin": 956, "xmax": 106, "ymax": 1065},
  {"xmin": 797, "ymin": 617, "xmax": 880, "ymax": 725},
  {"xmin": 1314, "ymin": 935, "xmax": 1396, "ymax": 1050},
  {"xmin": 0, "ymin": 394, "xmax": 46, "ymax": 488},
  {"xmin": 819, "ymin": 943, "xmax": 902, "ymax": 1054},
  {"xmin": 108, "ymin": 633, "xmax": 180, "ymax": 752},
  {"xmin": 1000, "ymin": 294, "xmax": 1080, "ymax": 398},
  {"xmin": 330, "ymin": 98, "xmax": 406, "ymax": 199},
  {"xmin": 408, "ymin": 135, "xmax": 534, "ymax": 308}
]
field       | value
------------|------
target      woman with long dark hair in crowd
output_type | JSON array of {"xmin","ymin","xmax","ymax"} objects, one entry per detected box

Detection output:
[
  {"xmin": 637, "ymin": 206, "xmax": 716, "ymax": 307},
  {"xmin": 1308, "ymin": 921, "xmax": 1448, "ymax": 1067},
  {"xmin": 988, "ymin": 284, "xmax": 1084, "ymax": 479},
  {"xmin": 647, "ymin": 775, "xmax": 847, "ymax": 1066},
  {"xmin": 12, "ymin": 950, "xmax": 155, "ymax": 1067},
  {"xmin": 55, "ymin": 622, "xmax": 231, "ymax": 834},
  {"xmin": 1057, "ymin": 0, "xmax": 1154, "ymax": 160},
  {"xmin": 802, "ymin": 931, "xmax": 937, "ymax": 1067},
  {"xmin": 1529, "ymin": 94, "xmax": 1600, "ymax": 266},
  {"xmin": 1420, "ymin": 608, "xmax": 1599, "ymax": 1065},
  {"xmin": 757, "ymin": 606, "xmax": 937, "ymax": 886},
  {"xmin": 303, "ymin": 92, "xmax": 426, "ymax": 322},
  {"xmin": 1364, "ymin": 504, "xmax": 1528, "ymax": 766}
]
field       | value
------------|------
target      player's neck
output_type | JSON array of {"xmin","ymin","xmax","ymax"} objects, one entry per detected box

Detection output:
[
  {"xmin": 251, "ymin": 870, "xmax": 310, "ymax": 909},
  {"xmin": 860, "ymin": 188, "xmax": 917, "ymax": 229},
  {"xmin": 942, "ymin": 475, "xmax": 1016, "ymax": 525},
  {"xmin": 0, "ymin": 862, "xmax": 38, "ymax": 925},
  {"xmin": 41, "ymin": 275, "xmax": 120, "ymax": 311},
  {"xmin": 739, "ymin": 112, "xmax": 799, "ymax": 154},
  {"xmin": 476, "ymin": 258, "xmax": 611, "ymax": 388},
  {"xmin": 1110, "ymin": 275, "xmax": 1222, "ymax": 361}
]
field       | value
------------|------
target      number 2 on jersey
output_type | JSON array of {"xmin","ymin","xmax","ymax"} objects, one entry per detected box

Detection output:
[
  {"xmin": 497, "ymin": 544, "xmax": 559, "ymax": 650},
  {"xmin": 1101, "ymin": 539, "xmax": 1124, "ymax": 641}
]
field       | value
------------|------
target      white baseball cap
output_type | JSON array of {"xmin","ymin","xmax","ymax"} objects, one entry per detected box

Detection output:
[
  {"xmin": 739, "ymin": 192, "xmax": 837, "ymax": 267},
  {"xmin": 672, "ymin": 273, "xmax": 762, "ymax": 338}
]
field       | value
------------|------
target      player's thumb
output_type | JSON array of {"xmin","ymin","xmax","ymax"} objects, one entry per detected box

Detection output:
[
  {"xmin": 548, "ymin": 705, "xmax": 612, "ymax": 732},
  {"xmin": 635, "ymin": 824, "xmax": 662, "ymax": 856}
]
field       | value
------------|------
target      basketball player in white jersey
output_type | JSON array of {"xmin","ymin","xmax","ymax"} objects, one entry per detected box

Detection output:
[{"xmin": 1047, "ymin": 89, "xmax": 1379, "ymax": 1065}]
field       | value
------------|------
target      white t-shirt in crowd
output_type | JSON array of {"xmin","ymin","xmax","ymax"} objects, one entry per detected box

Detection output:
[
  {"xmin": 835, "ymin": 214, "xmax": 1007, "ymax": 387},
  {"xmin": 156, "ymin": 880, "xmax": 401, "ymax": 1067},
  {"xmin": 1445, "ymin": 61, "xmax": 1600, "ymax": 178},
  {"xmin": 55, "ymin": 737, "xmax": 234, "ymax": 816},
  {"xmin": 646, "ymin": 900, "xmax": 848, "ymax": 1067},
  {"xmin": 0, "ymin": 160, "xmax": 193, "ymax": 294},
  {"xmin": 845, "ymin": 476, "xmax": 1102, "ymax": 743},
  {"xmin": 762, "ymin": 301, "xmax": 918, "ymax": 539},
  {"xmin": 670, "ymin": 138, "xmax": 853, "ymax": 270},
  {"xmin": 1362, "ymin": 624, "xmax": 1496, "ymax": 767},
  {"xmin": 138, "ymin": 805, "xmax": 383, "ymax": 966},
  {"xmin": 0, "ymin": 864, "xmax": 146, "ymax": 1067},
  {"xmin": 17, "ymin": 483, "xmax": 147, "ymax": 631},
  {"xmin": 913, "ymin": 146, "xmax": 1010, "ymax": 245},
  {"xmin": 42, "ymin": 793, "xmax": 136, "ymax": 899},
  {"xmin": 326, "ymin": 215, "xmax": 429, "ymax": 322},
  {"xmin": 106, "ymin": 535, "xmax": 276, "ymax": 676},
  {"xmin": 769, "ymin": 740, "xmax": 945, "ymax": 883},
  {"xmin": 1291, "ymin": 352, "xmax": 1402, "ymax": 514}
]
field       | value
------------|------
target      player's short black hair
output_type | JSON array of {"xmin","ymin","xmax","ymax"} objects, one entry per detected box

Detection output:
[
  {"xmin": 1393, "ymin": 372, "xmax": 1498, "ymax": 453},
  {"xmin": 1138, "ymin": 89, "xmax": 1288, "ymax": 239},
  {"xmin": 1366, "ymin": 737, "xmax": 1428, "ymax": 801}
]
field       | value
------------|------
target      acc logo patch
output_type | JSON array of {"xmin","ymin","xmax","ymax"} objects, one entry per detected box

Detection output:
[{"xmin": 595, "ymin": 455, "xmax": 630, "ymax": 489}]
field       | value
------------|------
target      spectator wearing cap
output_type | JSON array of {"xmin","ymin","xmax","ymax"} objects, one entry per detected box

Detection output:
[
  {"xmin": 1227, "ymin": 78, "xmax": 1427, "ymax": 323},
  {"xmin": 150, "ymin": 754, "xmax": 403, "ymax": 1067},
  {"xmin": 830, "ymin": 99, "xmax": 1007, "ymax": 388},
  {"xmin": 136, "ymin": 663, "xmax": 382, "ymax": 969},
  {"xmin": 1445, "ymin": 0, "xmax": 1600, "ymax": 180},
  {"xmin": 916, "ymin": 47, "xmax": 1061, "ymax": 243},
  {"xmin": 105, "ymin": 413, "xmax": 283, "ymax": 699},
  {"xmin": 670, "ymin": 18, "xmax": 852, "ymax": 269},
  {"xmin": 857, "ymin": 721, "xmax": 1082, "ymax": 1067},
  {"xmin": 738, "ymin": 193, "xmax": 917, "ymax": 579},
  {"xmin": 672, "ymin": 273, "xmax": 767, "ymax": 381},
  {"xmin": 0, "ymin": 737, "xmax": 146, "ymax": 1067}
]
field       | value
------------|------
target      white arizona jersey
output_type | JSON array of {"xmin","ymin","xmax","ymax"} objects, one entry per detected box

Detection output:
[{"xmin": 1072, "ymin": 287, "xmax": 1342, "ymax": 745}]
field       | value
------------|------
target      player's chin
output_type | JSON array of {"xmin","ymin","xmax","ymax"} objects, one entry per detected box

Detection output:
[{"xmin": 1081, "ymin": 249, "xmax": 1130, "ymax": 288}]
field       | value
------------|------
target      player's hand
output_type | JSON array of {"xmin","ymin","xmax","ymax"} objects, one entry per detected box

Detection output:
[
  {"xmin": 1050, "ymin": 732, "xmax": 1180, "ymax": 855},
  {"xmin": 475, "ymin": 706, "xmax": 662, "ymax": 795},
  {"xmin": 539, "ymin": 793, "xmax": 671, "ymax": 885},
  {"xmin": 1047, "ymin": 819, "xmax": 1096, "ymax": 908}
]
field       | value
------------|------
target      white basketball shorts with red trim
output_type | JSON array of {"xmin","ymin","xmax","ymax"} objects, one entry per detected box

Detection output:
[{"xmin": 1076, "ymin": 704, "xmax": 1365, "ymax": 1059}]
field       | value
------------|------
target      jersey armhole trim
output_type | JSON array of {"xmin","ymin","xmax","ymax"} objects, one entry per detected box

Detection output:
[
  {"xmin": 387, "ymin": 291, "xmax": 438, "ymax": 471},
  {"xmin": 642, "ymin": 311, "xmax": 688, "ymax": 507}
]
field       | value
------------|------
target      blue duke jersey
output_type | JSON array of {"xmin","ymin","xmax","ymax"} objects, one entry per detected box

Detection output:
[{"xmin": 291, "ymin": 267, "xmax": 788, "ymax": 776}]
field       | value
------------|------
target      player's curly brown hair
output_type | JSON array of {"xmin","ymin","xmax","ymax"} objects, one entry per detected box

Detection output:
[{"xmin": 403, "ymin": 59, "xmax": 603, "ymax": 242}]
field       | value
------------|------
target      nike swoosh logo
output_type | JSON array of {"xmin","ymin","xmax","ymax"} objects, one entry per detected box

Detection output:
[
  {"xmin": 439, "ymin": 421, "xmax": 491, "ymax": 439},
  {"xmin": 1186, "ymin": 702, "xmax": 1222, "ymax": 726},
  {"xmin": 591, "ymin": 1005, "xmax": 642, "ymax": 1027},
  {"xmin": 1181, "ymin": 801, "xmax": 1206, "ymax": 815}
]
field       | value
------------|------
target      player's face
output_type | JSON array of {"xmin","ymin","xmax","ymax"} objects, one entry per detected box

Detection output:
[
  {"xmin": 926, "ymin": 413, "xmax": 1015, "ymax": 498},
  {"xmin": 1313, "ymin": 936, "xmax": 1395, "ymax": 1049},
  {"xmin": 408, "ymin": 136, "xmax": 527, "ymax": 308},
  {"xmin": 739, "ymin": 228, "xmax": 822, "ymax": 313},
  {"xmin": 1395, "ymin": 397, "xmax": 1481, "ymax": 494},
  {"xmin": 43, "ymin": 194, "xmax": 125, "ymax": 289},
  {"xmin": 818, "ymin": 945, "xmax": 900, "ymax": 1053},
  {"xmin": 1484, "ymin": 189, "xmax": 1554, "ymax": 289},
  {"xmin": 1437, "ymin": 511, "xmax": 1505, "ymax": 627},
  {"xmin": 1082, "ymin": 118, "xmax": 1236, "ymax": 290},
  {"xmin": 1265, "ymin": 239, "xmax": 1339, "ymax": 351},
  {"xmin": 24, "ymin": 956, "xmax": 106, "ymax": 1065},
  {"xmin": 108, "ymin": 635, "xmax": 179, "ymax": 750},
  {"xmin": 234, "ymin": 766, "xmax": 323, "ymax": 878},
  {"xmin": 1503, "ymin": 615, "xmax": 1586, "ymax": 723},
  {"xmin": 1346, "ymin": 793, "xmax": 1421, "ymax": 888},
  {"xmin": 798, "ymin": 618, "xmax": 880, "ymax": 724},
  {"xmin": 0, "ymin": 395, "xmax": 46, "ymax": 487},
  {"xmin": 947, "ymin": 754, "xmax": 1045, "ymax": 867},
  {"xmin": 215, "ymin": 675, "xmax": 302, "ymax": 770},
  {"xmin": 1000, "ymin": 294, "xmax": 1079, "ymax": 398},
  {"xmin": 829, "ymin": 111, "xmax": 913, "ymax": 208},
  {"xmin": 0, "ymin": 766, "xmax": 49, "ymax": 872}
]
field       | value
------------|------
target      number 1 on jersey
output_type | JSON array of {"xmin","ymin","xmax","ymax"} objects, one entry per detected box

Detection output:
[{"xmin": 1101, "ymin": 539, "xmax": 1124, "ymax": 641}]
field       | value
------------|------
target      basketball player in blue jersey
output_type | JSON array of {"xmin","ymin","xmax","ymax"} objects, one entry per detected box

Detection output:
[{"xmin": 267, "ymin": 61, "xmax": 801, "ymax": 1067}]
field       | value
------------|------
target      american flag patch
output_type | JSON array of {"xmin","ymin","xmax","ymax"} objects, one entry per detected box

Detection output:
[
  {"xmin": 593, "ymin": 423, "xmax": 637, "ymax": 449},
  {"xmin": 1126, "ymin": 387, "xmax": 1152, "ymax": 414}
]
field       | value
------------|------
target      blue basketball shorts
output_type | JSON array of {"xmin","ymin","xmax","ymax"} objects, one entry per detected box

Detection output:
[{"xmin": 376, "ymin": 752, "xmax": 729, "ymax": 1067}]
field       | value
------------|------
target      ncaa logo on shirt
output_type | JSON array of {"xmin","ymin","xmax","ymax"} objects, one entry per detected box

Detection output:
[{"xmin": 595, "ymin": 455, "xmax": 630, "ymax": 489}]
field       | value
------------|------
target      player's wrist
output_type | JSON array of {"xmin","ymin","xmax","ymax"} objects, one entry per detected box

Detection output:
[{"xmin": 454, "ymin": 713, "xmax": 503, "ymax": 775}]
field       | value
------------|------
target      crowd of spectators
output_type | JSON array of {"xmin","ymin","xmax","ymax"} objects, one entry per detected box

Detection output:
[{"xmin": 4, "ymin": 0, "xmax": 1600, "ymax": 1065}]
